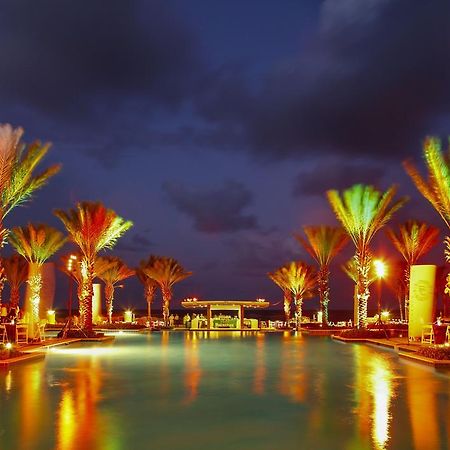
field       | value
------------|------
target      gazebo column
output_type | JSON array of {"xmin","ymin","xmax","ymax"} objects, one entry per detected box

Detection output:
[
  {"xmin": 240, "ymin": 305, "xmax": 245, "ymax": 329},
  {"xmin": 207, "ymin": 305, "xmax": 211, "ymax": 329}
]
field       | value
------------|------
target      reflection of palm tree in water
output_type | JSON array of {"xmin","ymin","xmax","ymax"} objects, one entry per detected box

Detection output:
[
  {"xmin": 183, "ymin": 333, "xmax": 202, "ymax": 404},
  {"xmin": 351, "ymin": 345, "xmax": 396, "ymax": 450},
  {"xmin": 278, "ymin": 332, "xmax": 306, "ymax": 403}
]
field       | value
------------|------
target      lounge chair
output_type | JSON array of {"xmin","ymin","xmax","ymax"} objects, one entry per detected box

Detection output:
[{"xmin": 421, "ymin": 324, "xmax": 434, "ymax": 344}]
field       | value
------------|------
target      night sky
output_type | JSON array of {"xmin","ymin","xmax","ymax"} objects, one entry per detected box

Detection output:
[{"xmin": 1, "ymin": 0, "xmax": 450, "ymax": 313}]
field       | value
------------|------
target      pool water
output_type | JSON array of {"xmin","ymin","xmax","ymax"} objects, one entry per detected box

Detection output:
[{"xmin": 0, "ymin": 332, "xmax": 449, "ymax": 450}]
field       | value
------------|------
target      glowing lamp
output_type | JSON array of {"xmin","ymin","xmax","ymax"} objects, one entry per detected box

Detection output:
[
  {"xmin": 374, "ymin": 260, "xmax": 387, "ymax": 278},
  {"xmin": 5, "ymin": 342, "xmax": 12, "ymax": 350},
  {"xmin": 381, "ymin": 310, "xmax": 390, "ymax": 319},
  {"xmin": 124, "ymin": 310, "xmax": 133, "ymax": 323},
  {"xmin": 47, "ymin": 310, "xmax": 56, "ymax": 324}
]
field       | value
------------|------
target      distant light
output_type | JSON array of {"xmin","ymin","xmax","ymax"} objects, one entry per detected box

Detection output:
[
  {"xmin": 5, "ymin": 342, "xmax": 12, "ymax": 350},
  {"xmin": 47, "ymin": 310, "xmax": 55, "ymax": 315},
  {"xmin": 381, "ymin": 310, "xmax": 390, "ymax": 319}
]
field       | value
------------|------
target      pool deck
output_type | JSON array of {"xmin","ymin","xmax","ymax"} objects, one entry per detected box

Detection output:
[
  {"xmin": 0, "ymin": 335, "xmax": 115, "ymax": 367},
  {"xmin": 332, "ymin": 335, "xmax": 450, "ymax": 369}
]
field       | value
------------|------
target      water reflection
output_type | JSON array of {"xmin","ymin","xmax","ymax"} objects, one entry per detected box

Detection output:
[
  {"xmin": 253, "ymin": 333, "xmax": 266, "ymax": 395},
  {"xmin": 183, "ymin": 332, "xmax": 201, "ymax": 404},
  {"xmin": 352, "ymin": 345, "xmax": 396, "ymax": 450}
]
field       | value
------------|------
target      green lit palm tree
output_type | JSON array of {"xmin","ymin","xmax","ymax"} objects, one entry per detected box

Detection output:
[
  {"xmin": 54, "ymin": 202, "xmax": 132, "ymax": 334},
  {"xmin": 270, "ymin": 261, "xmax": 316, "ymax": 330},
  {"xmin": 136, "ymin": 256, "xmax": 159, "ymax": 326},
  {"xmin": 295, "ymin": 226, "xmax": 348, "ymax": 325},
  {"xmin": 268, "ymin": 268, "xmax": 293, "ymax": 325},
  {"xmin": 9, "ymin": 224, "xmax": 66, "ymax": 338},
  {"xmin": 0, "ymin": 124, "xmax": 60, "ymax": 302},
  {"xmin": 3, "ymin": 254, "xmax": 28, "ymax": 307},
  {"xmin": 386, "ymin": 220, "xmax": 439, "ymax": 319},
  {"xmin": 97, "ymin": 256, "xmax": 134, "ymax": 323},
  {"xmin": 404, "ymin": 137, "xmax": 450, "ymax": 295},
  {"xmin": 143, "ymin": 256, "xmax": 192, "ymax": 326},
  {"xmin": 327, "ymin": 184, "xmax": 406, "ymax": 328}
]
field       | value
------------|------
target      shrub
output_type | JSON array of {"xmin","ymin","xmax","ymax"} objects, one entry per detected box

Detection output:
[
  {"xmin": 416, "ymin": 346, "xmax": 450, "ymax": 360},
  {"xmin": 339, "ymin": 328, "xmax": 386, "ymax": 339},
  {"xmin": 0, "ymin": 346, "xmax": 23, "ymax": 360}
]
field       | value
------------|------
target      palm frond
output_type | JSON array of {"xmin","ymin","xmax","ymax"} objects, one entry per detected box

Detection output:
[{"xmin": 142, "ymin": 256, "xmax": 192, "ymax": 290}]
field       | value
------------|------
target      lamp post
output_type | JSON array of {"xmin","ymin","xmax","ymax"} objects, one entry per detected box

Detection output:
[
  {"xmin": 67, "ymin": 254, "xmax": 77, "ymax": 328},
  {"xmin": 374, "ymin": 259, "xmax": 387, "ymax": 325}
]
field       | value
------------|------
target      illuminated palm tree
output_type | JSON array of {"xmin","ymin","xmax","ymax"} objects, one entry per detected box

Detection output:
[
  {"xmin": 97, "ymin": 256, "xmax": 134, "ymax": 323},
  {"xmin": 295, "ymin": 226, "xmax": 348, "ymax": 325},
  {"xmin": 404, "ymin": 137, "xmax": 450, "ymax": 295},
  {"xmin": 268, "ymin": 268, "xmax": 293, "ymax": 325},
  {"xmin": 0, "ymin": 124, "xmax": 60, "ymax": 302},
  {"xmin": 143, "ymin": 257, "xmax": 192, "ymax": 326},
  {"xmin": 327, "ymin": 184, "xmax": 406, "ymax": 328},
  {"xmin": 59, "ymin": 253, "xmax": 115, "ymax": 315},
  {"xmin": 9, "ymin": 224, "xmax": 66, "ymax": 338},
  {"xmin": 54, "ymin": 202, "xmax": 132, "ymax": 334},
  {"xmin": 3, "ymin": 254, "xmax": 28, "ymax": 307},
  {"xmin": 270, "ymin": 261, "xmax": 316, "ymax": 330},
  {"xmin": 386, "ymin": 220, "xmax": 439, "ymax": 319},
  {"xmin": 136, "ymin": 256, "xmax": 159, "ymax": 326}
]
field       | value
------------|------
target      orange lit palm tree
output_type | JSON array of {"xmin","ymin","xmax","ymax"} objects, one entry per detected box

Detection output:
[
  {"xmin": 270, "ymin": 261, "xmax": 316, "ymax": 330},
  {"xmin": 54, "ymin": 202, "xmax": 133, "ymax": 333},
  {"xmin": 386, "ymin": 220, "xmax": 439, "ymax": 319},
  {"xmin": 268, "ymin": 268, "xmax": 293, "ymax": 325},
  {"xmin": 9, "ymin": 224, "xmax": 66, "ymax": 338},
  {"xmin": 143, "ymin": 256, "xmax": 192, "ymax": 325},
  {"xmin": 404, "ymin": 137, "xmax": 450, "ymax": 296},
  {"xmin": 97, "ymin": 256, "xmax": 134, "ymax": 323},
  {"xmin": 0, "ymin": 124, "xmax": 60, "ymax": 302},
  {"xmin": 295, "ymin": 226, "xmax": 348, "ymax": 325},
  {"xmin": 327, "ymin": 184, "xmax": 406, "ymax": 328},
  {"xmin": 3, "ymin": 254, "xmax": 28, "ymax": 307},
  {"xmin": 136, "ymin": 256, "xmax": 159, "ymax": 326}
]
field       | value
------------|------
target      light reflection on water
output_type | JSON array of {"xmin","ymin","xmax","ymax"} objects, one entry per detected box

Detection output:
[{"xmin": 0, "ymin": 332, "xmax": 449, "ymax": 450}]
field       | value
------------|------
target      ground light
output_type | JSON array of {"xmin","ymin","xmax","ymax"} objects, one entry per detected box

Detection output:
[{"xmin": 5, "ymin": 342, "xmax": 12, "ymax": 350}]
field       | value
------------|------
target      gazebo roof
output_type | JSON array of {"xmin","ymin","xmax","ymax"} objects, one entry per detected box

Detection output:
[{"xmin": 181, "ymin": 299, "xmax": 270, "ymax": 309}]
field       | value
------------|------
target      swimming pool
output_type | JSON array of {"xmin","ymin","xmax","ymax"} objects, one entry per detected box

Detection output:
[{"xmin": 0, "ymin": 332, "xmax": 448, "ymax": 450}]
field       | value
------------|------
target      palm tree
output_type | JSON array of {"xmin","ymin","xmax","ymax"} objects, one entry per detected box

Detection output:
[
  {"xmin": 97, "ymin": 256, "xmax": 134, "ymax": 323},
  {"xmin": 268, "ymin": 268, "xmax": 293, "ymax": 325},
  {"xmin": 59, "ymin": 253, "xmax": 115, "ymax": 317},
  {"xmin": 386, "ymin": 220, "xmax": 440, "ymax": 320},
  {"xmin": 143, "ymin": 256, "xmax": 192, "ymax": 326},
  {"xmin": 295, "ymin": 226, "xmax": 348, "ymax": 325},
  {"xmin": 3, "ymin": 254, "xmax": 28, "ymax": 308},
  {"xmin": 9, "ymin": 224, "xmax": 66, "ymax": 338},
  {"xmin": 0, "ymin": 124, "xmax": 60, "ymax": 302},
  {"xmin": 270, "ymin": 261, "xmax": 316, "ymax": 330},
  {"xmin": 54, "ymin": 202, "xmax": 132, "ymax": 334},
  {"xmin": 327, "ymin": 184, "xmax": 406, "ymax": 328},
  {"xmin": 404, "ymin": 137, "xmax": 450, "ymax": 295},
  {"xmin": 136, "ymin": 256, "xmax": 159, "ymax": 326}
]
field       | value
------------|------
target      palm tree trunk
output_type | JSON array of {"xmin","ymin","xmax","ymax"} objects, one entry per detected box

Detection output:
[
  {"xmin": 283, "ymin": 292, "xmax": 291, "ymax": 324},
  {"xmin": 294, "ymin": 294, "xmax": 303, "ymax": 331},
  {"xmin": 105, "ymin": 283, "xmax": 114, "ymax": 324},
  {"xmin": 162, "ymin": 286, "xmax": 171, "ymax": 326},
  {"xmin": 145, "ymin": 283, "xmax": 155, "ymax": 327},
  {"xmin": 319, "ymin": 265, "xmax": 330, "ymax": 326},
  {"xmin": 355, "ymin": 250, "xmax": 371, "ymax": 328},
  {"xmin": 10, "ymin": 285, "xmax": 20, "ymax": 308},
  {"xmin": 27, "ymin": 263, "xmax": 42, "ymax": 340},
  {"xmin": 80, "ymin": 257, "xmax": 94, "ymax": 333}
]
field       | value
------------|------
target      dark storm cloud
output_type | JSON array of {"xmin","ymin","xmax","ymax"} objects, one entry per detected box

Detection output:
[
  {"xmin": 195, "ymin": 0, "xmax": 450, "ymax": 159},
  {"xmin": 163, "ymin": 180, "xmax": 258, "ymax": 233},
  {"xmin": 115, "ymin": 233, "xmax": 153, "ymax": 253},
  {"xmin": 292, "ymin": 160, "xmax": 385, "ymax": 197},
  {"xmin": 0, "ymin": 0, "xmax": 199, "ymax": 117}
]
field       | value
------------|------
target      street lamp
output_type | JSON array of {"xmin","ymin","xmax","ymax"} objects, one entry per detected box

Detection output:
[
  {"xmin": 374, "ymin": 259, "xmax": 387, "ymax": 324},
  {"xmin": 67, "ymin": 254, "xmax": 77, "ymax": 326}
]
